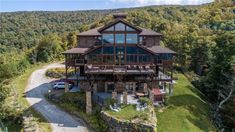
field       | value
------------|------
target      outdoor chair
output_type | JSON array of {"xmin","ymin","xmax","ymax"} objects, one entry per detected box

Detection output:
[{"xmin": 109, "ymin": 105, "xmax": 120, "ymax": 112}]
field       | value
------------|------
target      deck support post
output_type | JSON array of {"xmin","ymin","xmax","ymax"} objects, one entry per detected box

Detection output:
[
  {"xmin": 163, "ymin": 82, "xmax": 167, "ymax": 91},
  {"xmin": 143, "ymin": 83, "xmax": 148, "ymax": 93},
  {"xmin": 112, "ymin": 91, "xmax": 117, "ymax": 100},
  {"xmin": 123, "ymin": 91, "xmax": 127, "ymax": 104},
  {"xmin": 149, "ymin": 89, "xmax": 154, "ymax": 102},
  {"xmin": 86, "ymin": 91, "xmax": 92, "ymax": 114},
  {"xmin": 105, "ymin": 82, "xmax": 108, "ymax": 93},
  {"xmin": 133, "ymin": 82, "xmax": 136, "ymax": 94},
  {"xmin": 169, "ymin": 82, "xmax": 174, "ymax": 96},
  {"xmin": 93, "ymin": 83, "xmax": 97, "ymax": 94}
]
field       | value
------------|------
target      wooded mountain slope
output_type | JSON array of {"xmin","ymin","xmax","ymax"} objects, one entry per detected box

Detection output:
[{"xmin": 0, "ymin": 0, "xmax": 234, "ymax": 130}]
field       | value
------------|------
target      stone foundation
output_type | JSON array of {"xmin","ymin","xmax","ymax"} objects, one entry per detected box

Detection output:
[
  {"xmin": 78, "ymin": 81, "xmax": 90, "ymax": 92},
  {"xmin": 86, "ymin": 91, "xmax": 92, "ymax": 114},
  {"xmin": 101, "ymin": 111, "xmax": 157, "ymax": 132}
]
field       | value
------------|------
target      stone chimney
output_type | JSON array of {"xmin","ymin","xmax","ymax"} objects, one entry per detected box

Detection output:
[{"xmin": 113, "ymin": 13, "xmax": 127, "ymax": 20}]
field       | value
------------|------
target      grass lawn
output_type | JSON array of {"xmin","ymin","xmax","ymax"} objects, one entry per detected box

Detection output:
[
  {"xmin": 7, "ymin": 63, "xmax": 52, "ymax": 132},
  {"xmin": 156, "ymin": 73, "xmax": 215, "ymax": 132},
  {"xmin": 106, "ymin": 105, "xmax": 149, "ymax": 121}
]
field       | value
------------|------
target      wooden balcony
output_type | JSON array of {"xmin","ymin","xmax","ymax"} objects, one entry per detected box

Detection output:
[
  {"xmin": 75, "ymin": 59, "xmax": 85, "ymax": 66},
  {"xmin": 85, "ymin": 65, "xmax": 156, "ymax": 75}
]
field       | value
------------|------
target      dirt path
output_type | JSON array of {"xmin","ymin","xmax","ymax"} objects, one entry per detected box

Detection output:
[{"xmin": 25, "ymin": 63, "xmax": 89, "ymax": 132}]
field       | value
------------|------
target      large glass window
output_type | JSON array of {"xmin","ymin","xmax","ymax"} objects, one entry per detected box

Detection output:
[
  {"xmin": 116, "ymin": 46, "xmax": 125, "ymax": 65},
  {"xmin": 126, "ymin": 26, "xmax": 136, "ymax": 31},
  {"xmin": 115, "ymin": 22, "xmax": 125, "ymax": 31},
  {"xmin": 127, "ymin": 55, "xmax": 138, "ymax": 63},
  {"xmin": 115, "ymin": 34, "xmax": 125, "ymax": 44},
  {"xmin": 88, "ymin": 55, "xmax": 102, "ymax": 64},
  {"xmin": 103, "ymin": 47, "xmax": 114, "ymax": 54},
  {"xmin": 126, "ymin": 34, "xmax": 138, "ymax": 44},
  {"xmin": 103, "ymin": 55, "xmax": 114, "ymax": 64},
  {"xmin": 102, "ymin": 34, "xmax": 114, "ymax": 44},
  {"xmin": 104, "ymin": 26, "xmax": 114, "ymax": 31},
  {"xmin": 126, "ymin": 46, "xmax": 138, "ymax": 54}
]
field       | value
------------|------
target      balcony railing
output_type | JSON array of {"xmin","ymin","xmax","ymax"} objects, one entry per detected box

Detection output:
[
  {"xmin": 75, "ymin": 59, "xmax": 85, "ymax": 65},
  {"xmin": 85, "ymin": 64, "xmax": 156, "ymax": 74}
]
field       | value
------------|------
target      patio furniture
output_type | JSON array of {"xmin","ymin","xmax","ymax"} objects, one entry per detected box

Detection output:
[
  {"xmin": 135, "ymin": 92, "xmax": 145, "ymax": 98},
  {"xmin": 110, "ymin": 105, "xmax": 120, "ymax": 112},
  {"xmin": 114, "ymin": 103, "xmax": 121, "ymax": 111}
]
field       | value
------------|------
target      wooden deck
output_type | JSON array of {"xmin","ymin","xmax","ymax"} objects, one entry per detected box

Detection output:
[{"xmin": 85, "ymin": 65, "xmax": 156, "ymax": 74}]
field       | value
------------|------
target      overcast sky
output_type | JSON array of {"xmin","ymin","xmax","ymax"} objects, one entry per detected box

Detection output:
[{"xmin": 0, "ymin": 0, "xmax": 214, "ymax": 12}]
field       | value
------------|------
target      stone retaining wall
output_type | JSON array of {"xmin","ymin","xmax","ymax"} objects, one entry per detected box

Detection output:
[{"xmin": 101, "ymin": 111, "xmax": 157, "ymax": 132}]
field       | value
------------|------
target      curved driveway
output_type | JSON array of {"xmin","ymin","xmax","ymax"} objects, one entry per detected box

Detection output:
[{"xmin": 25, "ymin": 63, "xmax": 89, "ymax": 132}]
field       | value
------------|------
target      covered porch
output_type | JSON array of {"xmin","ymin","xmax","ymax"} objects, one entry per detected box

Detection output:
[{"xmin": 93, "ymin": 92, "xmax": 139, "ymax": 105}]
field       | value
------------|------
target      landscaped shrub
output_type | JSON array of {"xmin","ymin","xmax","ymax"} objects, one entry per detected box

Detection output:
[
  {"xmin": 45, "ymin": 68, "xmax": 74, "ymax": 78},
  {"xmin": 59, "ymin": 93, "xmax": 86, "ymax": 110},
  {"xmin": 139, "ymin": 97, "xmax": 152, "ymax": 106}
]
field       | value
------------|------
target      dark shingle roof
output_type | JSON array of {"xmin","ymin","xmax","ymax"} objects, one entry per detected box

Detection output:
[
  {"xmin": 147, "ymin": 46, "xmax": 176, "ymax": 54},
  {"xmin": 62, "ymin": 48, "xmax": 89, "ymax": 54},
  {"xmin": 77, "ymin": 27, "xmax": 102, "ymax": 36},
  {"xmin": 77, "ymin": 20, "xmax": 162, "ymax": 36},
  {"xmin": 140, "ymin": 28, "xmax": 162, "ymax": 36}
]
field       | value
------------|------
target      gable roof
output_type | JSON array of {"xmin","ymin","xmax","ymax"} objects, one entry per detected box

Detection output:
[
  {"xmin": 77, "ymin": 26, "xmax": 102, "ymax": 36},
  {"xmin": 98, "ymin": 19, "xmax": 142, "ymax": 32},
  {"xmin": 77, "ymin": 19, "xmax": 162, "ymax": 36},
  {"xmin": 140, "ymin": 28, "xmax": 163, "ymax": 36},
  {"xmin": 62, "ymin": 48, "xmax": 89, "ymax": 54},
  {"xmin": 147, "ymin": 46, "xmax": 176, "ymax": 54}
]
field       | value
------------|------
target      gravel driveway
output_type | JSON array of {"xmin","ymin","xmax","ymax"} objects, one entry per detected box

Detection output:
[{"xmin": 25, "ymin": 63, "xmax": 89, "ymax": 132}]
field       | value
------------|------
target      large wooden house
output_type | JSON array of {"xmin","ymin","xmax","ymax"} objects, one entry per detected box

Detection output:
[{"xmin": 63, "ymin": 13, "xmax": 176, "ymax": 113}]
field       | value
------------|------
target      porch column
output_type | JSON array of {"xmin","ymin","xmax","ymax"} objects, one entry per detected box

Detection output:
[
  {"xmin": 169, "ymin": 82, "xmax": 174, "ymax": 96},
  {"xmin": 144, "ymin": 83, "xmax": 148, "ymax": 93},
  {"xmin": 133, "ymin": 82, "xmax": 136, "ymax": 94},
  {"xmin": 149, "ymin": 89, "xmax": 154, "ymax": 102},
  {"xmin": 112, "ymin": 91, "xmax": 117, "ymax": 100},
  {"xmin": 163, "ymin": 82, "xmax": 167, "ymax": 91},
  {"xmin": 64, "ymin": 83, "xmax": 69, "ymax": 93},
  {"xmin": 105, "ymin": 82, "xmax": 108, "ymax": 93},
  {"xmin": 93, "ymin": 83, "xmax": 97, "ymax": 94},
  {"xmin": 86, "ymin": 91, "xmax": 92, "ymax": 114},
  {"xmin": 123, "ymin": 91, "xmax": 127, "ymax": 104}
]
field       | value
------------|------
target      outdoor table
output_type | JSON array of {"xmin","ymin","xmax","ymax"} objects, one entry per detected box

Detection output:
[{"xmin": 135, "ymin": 92, "xmax": 145, "ymax": 98}]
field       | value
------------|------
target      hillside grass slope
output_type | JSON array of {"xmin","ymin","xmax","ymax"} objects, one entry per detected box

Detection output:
[{"xmin": 156, "ymin": 73, "xmax": 215, "ymax": 131}]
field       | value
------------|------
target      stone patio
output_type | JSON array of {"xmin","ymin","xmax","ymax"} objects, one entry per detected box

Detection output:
[{"xmin": 94, "ymin": 92, "xmax": 139, "ymax": 105}]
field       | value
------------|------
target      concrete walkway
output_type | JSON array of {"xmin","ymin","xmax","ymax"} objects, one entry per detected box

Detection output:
[{"xmin": 25, "ymin": 63, "xmax": 89, "ymax": 132}]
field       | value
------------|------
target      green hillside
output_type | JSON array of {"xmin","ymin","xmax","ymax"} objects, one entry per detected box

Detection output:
[{"xmin": 0, "ymin": 0, "xmax": 234, "ymax": 131}]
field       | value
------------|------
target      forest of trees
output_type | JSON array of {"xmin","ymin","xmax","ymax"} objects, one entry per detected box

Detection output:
[{"xmin": 0, "ymin": 0, "xmax": 234, "ymax": 130}]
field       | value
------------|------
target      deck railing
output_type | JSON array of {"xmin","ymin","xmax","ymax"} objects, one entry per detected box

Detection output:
[
  {"xmin": 85, "ymin": 64, "xmax": 156, "ymax": 74},
  {"xmin": 75, "ymin": 59, "xmax": 85, "ymax": 65}
]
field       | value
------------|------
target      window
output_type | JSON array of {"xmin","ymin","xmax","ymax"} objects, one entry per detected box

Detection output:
[
  {"xmin": 102, "ymin": 34, "xmax": 114, "ymax": 44},
  {"xmin": 126, "ymin": 34, "xmax": 138, "ymax": 44},
  {"xmin": 126, "ymin": 26, "xmax": 136, "ymax": 31},
  {"xmin": 104, "ymin": 26, "xmax": 114, "ymax": 31},
  {"xmin": 103, "ymin": 55, "xmax": 114, "ymax": 64},
  {"xmin": 88, "ymin": 54, "xmax": 102, "ymax": 64},
  {"xmin": 126, "ymin": 55, "xmax": 138, "ymax": 63},
  {"xmin": 115, "ymin": 34, "xmax": 125, "ymax": 44},
  {"xmin": 162, "ymin": 53, "xmax": 173, "ymax": 60},
  {"xmin": 95, "ymin": 36, "xmax": 102, "ymax": 45},
  {"xmin": 103, "ymin": 47, "xmax": 114, "ymax": 54},
  {"xmin": 139, "ymin": 36, "xmax": 143, "ymax": 44},
  {"xmin": 126, "ymin": 46, "xmax": 138, "ymax": 54},
  {"xmin": 115, "ymin": 22, "xmax": 125, "ymax": 31}
]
